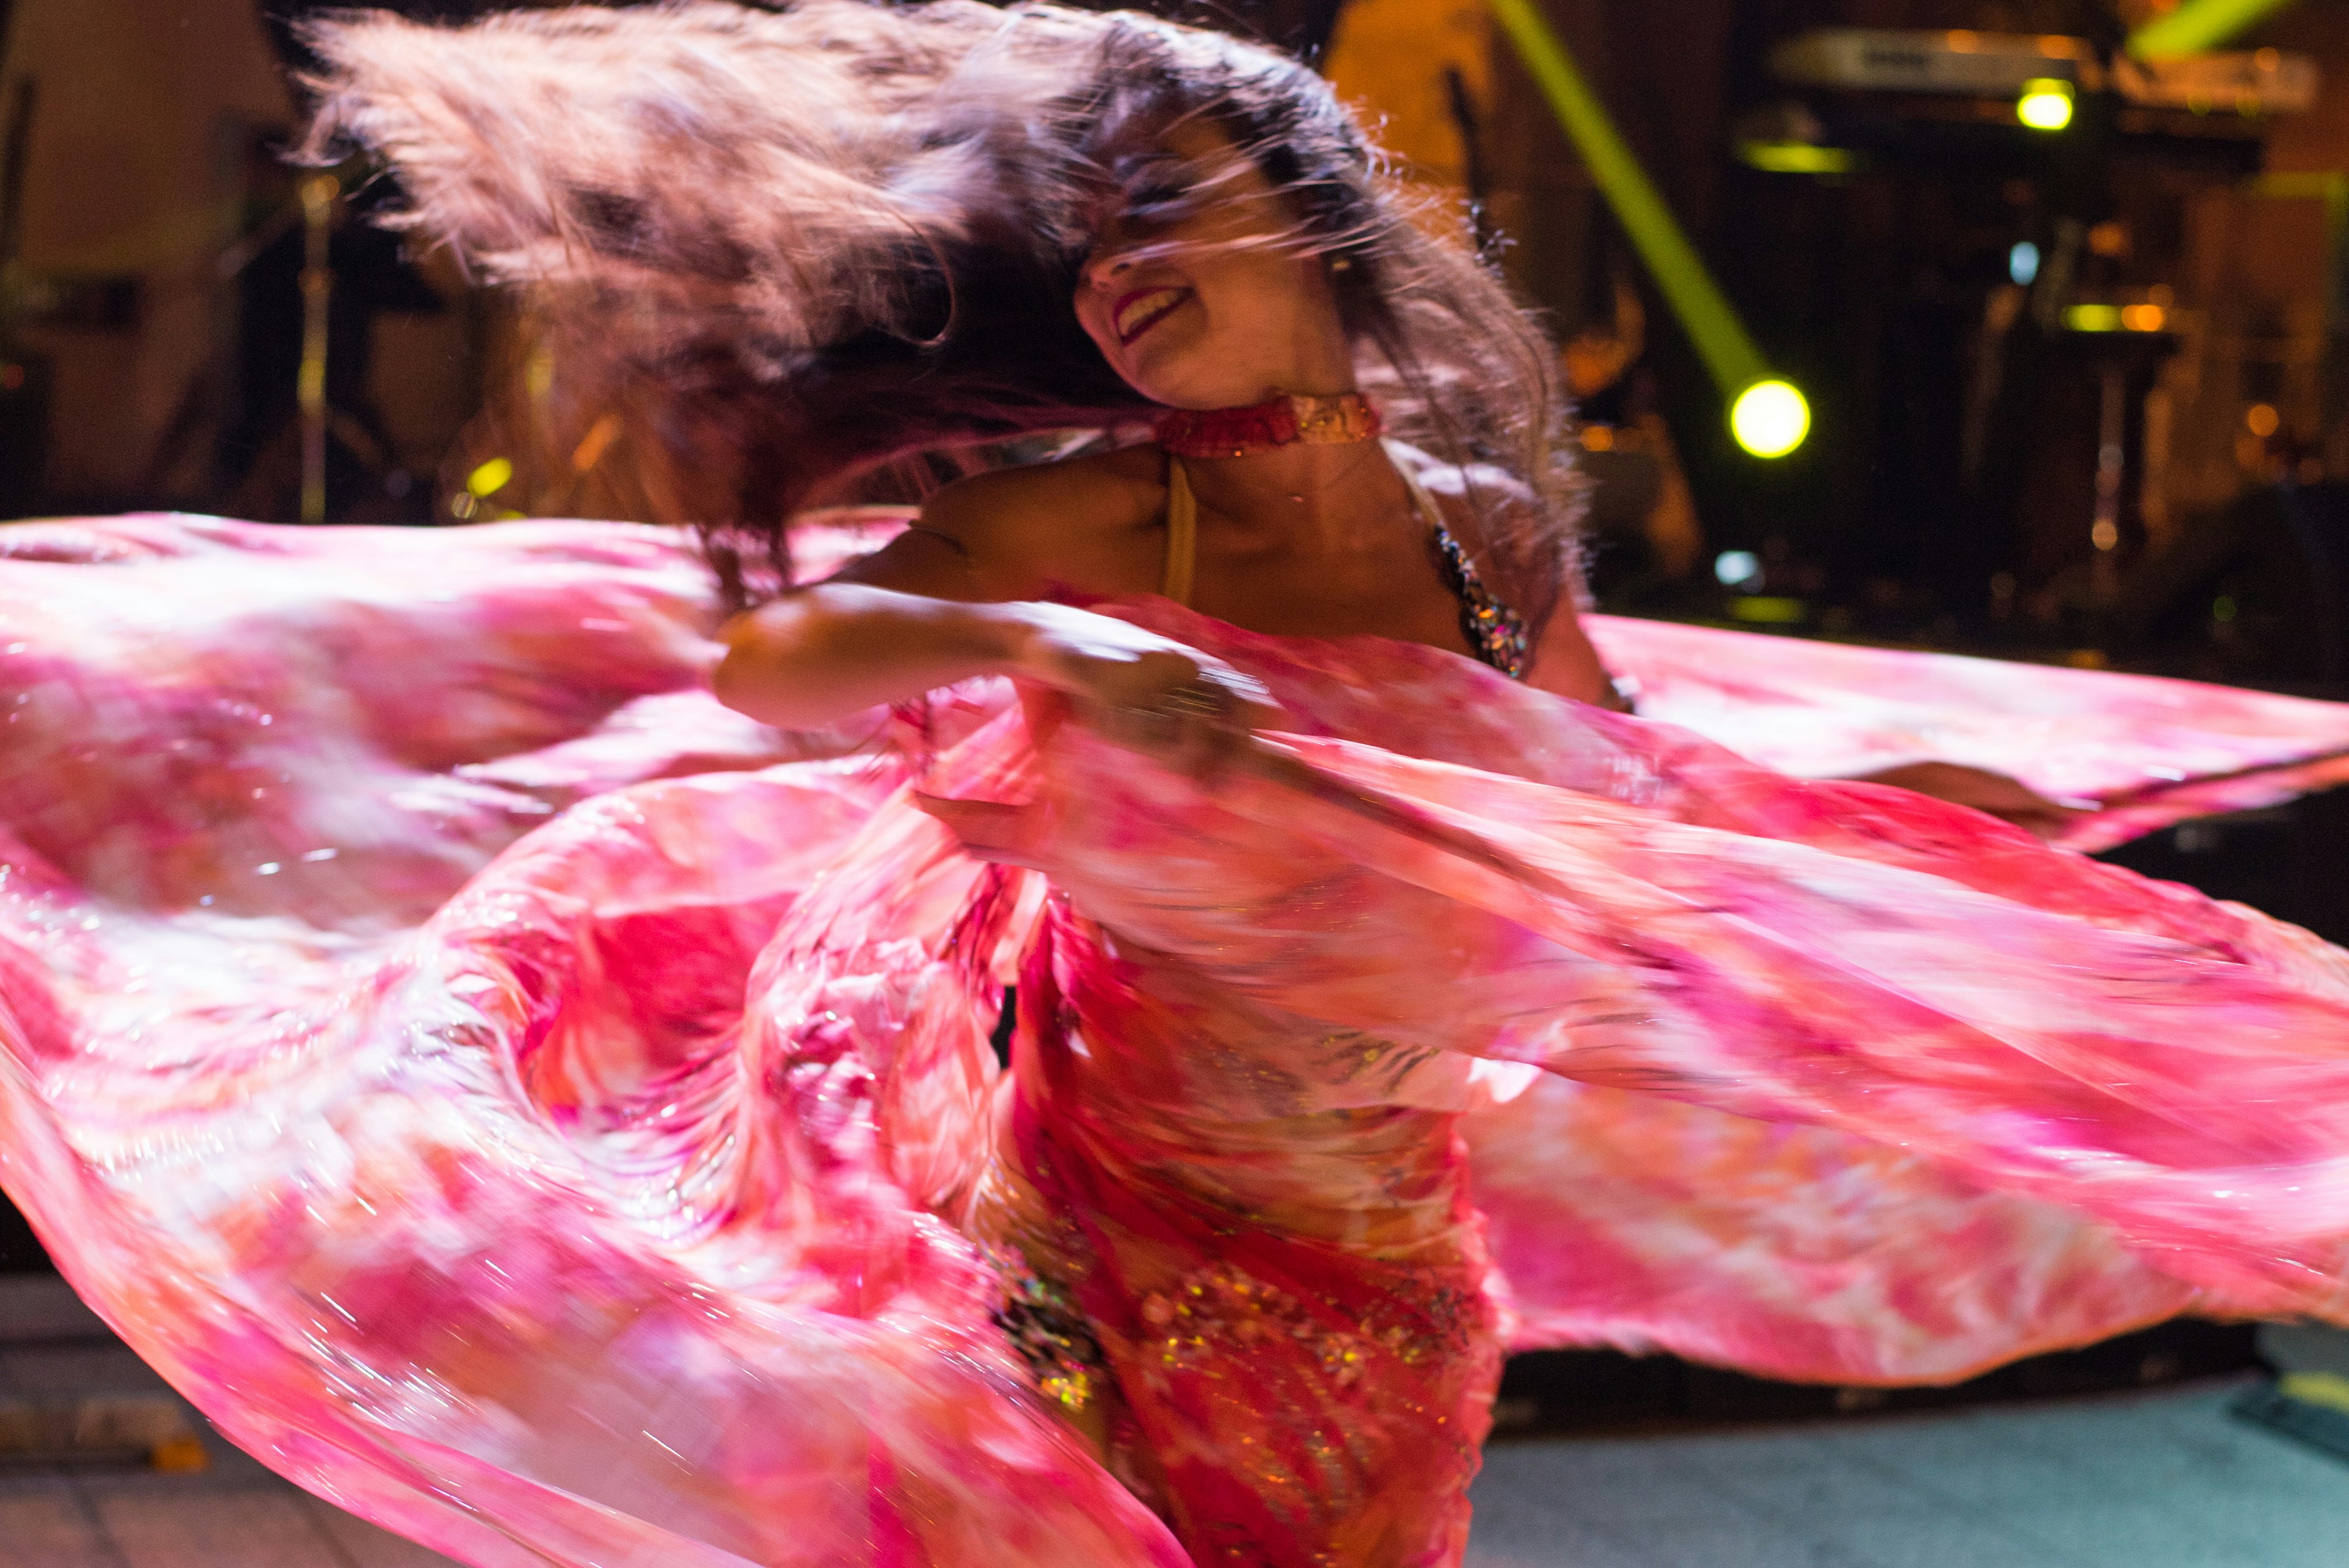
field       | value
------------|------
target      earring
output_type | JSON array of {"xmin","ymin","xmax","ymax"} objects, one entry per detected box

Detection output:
[{"xmin": 1329, "ymin": 256, "xmax": 1354, "ymax": 273}]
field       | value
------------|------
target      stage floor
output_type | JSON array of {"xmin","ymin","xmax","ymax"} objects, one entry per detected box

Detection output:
[
  {"xmin": 2, "ymin": 1290, "xmax": 2344, "ymax": 1568},
  {"xmin": 1470, "ymin": 1380, "xmax": 2348, "ymax": 1568}
]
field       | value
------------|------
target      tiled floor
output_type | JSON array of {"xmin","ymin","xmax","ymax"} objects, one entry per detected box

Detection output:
[
  {"xmin": 4, "ymin": 1319, "xmax": 2345, "ymax": 1567},
  {"xmin": 0, "ymin": 1332, "xmax": 449, "ymax": 1567},
  {"xmin": 1468, "ymin": 1383, "xmax": 2349, "ymax": 1568}
]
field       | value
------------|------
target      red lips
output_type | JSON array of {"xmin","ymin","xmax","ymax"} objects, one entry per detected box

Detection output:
[{"xmin": 1112, "ymin": 286, "xmax": 1192, "ymax": 346}]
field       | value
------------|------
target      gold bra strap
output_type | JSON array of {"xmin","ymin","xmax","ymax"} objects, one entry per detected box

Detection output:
[
  {"xmin": 1161, "ymin": 454, "xmax": 1445, "ymax": 611},
  {"xmin": 1162, "ymin": 457, "xmax": 1198, "ymax": 607},
  {"xmin": 1164, "ymin": 456, "xmax": 1431, "ymax": 607}
]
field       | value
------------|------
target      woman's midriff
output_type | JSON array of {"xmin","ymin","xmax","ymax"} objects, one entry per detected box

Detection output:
[{"xmin": 965, "ymin": 904, "xmax": 1500, "ymax": 1568}]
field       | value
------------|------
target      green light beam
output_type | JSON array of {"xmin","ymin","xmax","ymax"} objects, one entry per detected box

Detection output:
[
  {"xmin": 2128, "ymin": 0, "xmax": 2299, "ymax": 60},
  {"xmin": 1485, "ymin": 0, "xmax": 1770, "ymax": 403}
]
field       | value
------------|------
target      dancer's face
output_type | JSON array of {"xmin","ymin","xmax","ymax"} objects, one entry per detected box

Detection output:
[{"xmin": 1076, "ymin": 118, "xmax": 1356, "ymax": 411}]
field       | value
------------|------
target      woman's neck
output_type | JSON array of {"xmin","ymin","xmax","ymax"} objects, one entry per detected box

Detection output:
[
  {"xmin": 1156, "ymin": 385, "xmax": 1411, "ymax": 552},
  {"xmin": 1174, "ymin": 439, "xmax": 1412, "ymax": 554}
]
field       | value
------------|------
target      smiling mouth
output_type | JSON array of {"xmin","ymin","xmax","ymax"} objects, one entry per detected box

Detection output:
[{"xmin": 1114, "ymin": 287, "xmax": 1192, "ymax": 346}]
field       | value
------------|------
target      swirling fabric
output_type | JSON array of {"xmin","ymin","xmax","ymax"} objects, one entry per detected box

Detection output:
[
  {"xmin": 4, "ymin": 515, "xmax": 2347, "ymax": 1568},
  {"xmin": 1590, "ymin": 616, "xmax": 2349, "ymax": 854}
]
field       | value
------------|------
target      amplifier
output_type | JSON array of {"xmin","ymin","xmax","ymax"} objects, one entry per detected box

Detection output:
[
  {"xmin": 1769, "ymin": 29, "xmax": 2318, "ymax": 116},
  {"xmin": 1769, "ymin": 29, "xmax": 2096, "ymax": 97}
]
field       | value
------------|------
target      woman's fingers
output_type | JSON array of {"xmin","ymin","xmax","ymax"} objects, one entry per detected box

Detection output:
[
  {"xmin": 1009, "ymin": 607, "xmax": 1284, "ymax": 783},
  {"xmin": 915, "ymin": 794, "xmax": 1047, "ymax": 867},
  {"xmin": 1852, "ymin": 761, "xmax": 2088, "ymax": 840},
  {"xmin": 1075, "ymin": 665, "xmax": 1277, "ymax": 785}
]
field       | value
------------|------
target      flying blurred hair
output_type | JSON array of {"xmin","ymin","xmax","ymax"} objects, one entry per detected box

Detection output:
[{"xmin": 301, "ymin": 0, "xmax": 1579, "ymax": 628}]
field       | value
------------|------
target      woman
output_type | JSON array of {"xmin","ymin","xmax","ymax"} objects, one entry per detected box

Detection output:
[
  {"xmin": 318, "ymin": 19, "xmax": 1656, "ymax": 1548},
  {"xmin": 323, "ymin": 0, "xmax": 2343, "ymax": 1539},
  {"xmin": 5, "ymin": 6, "xmax": 2346, "ymax": 1568},
  {"xmin": 683, "ymin": 25, "xmax": 1611, "ymax": 1557}
]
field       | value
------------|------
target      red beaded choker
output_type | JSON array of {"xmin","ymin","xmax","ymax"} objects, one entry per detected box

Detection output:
[{"xmin": 1153, "ymin": 393, "xmax": 1383, "ymax": 459}]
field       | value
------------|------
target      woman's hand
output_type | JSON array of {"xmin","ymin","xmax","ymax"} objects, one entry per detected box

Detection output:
[
  {"xmin": 1011, "ymin": 602, "xmax": 1283, "ymax": 783},
  {"xmin": 917, "ymin": 606, "xmax": 1283, "ymax": 867},
  {"xmin": 1849, "ymin": 761, "xmax": 2085, "ymax": 840}
]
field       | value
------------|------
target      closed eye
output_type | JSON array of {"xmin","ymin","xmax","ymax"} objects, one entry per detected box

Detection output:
[
  {"xmin": 1127, "ymin": 181, "xmax": 1188, "ymax": 211},
  {"xmin": 1113, "ymin": 153, "xmax": 1207, "ymax": 227}
]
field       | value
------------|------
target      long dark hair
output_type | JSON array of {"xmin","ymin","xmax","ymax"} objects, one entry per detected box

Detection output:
[{"xmin": 302, "ymin": 1, "xmax": 1578, "ymax": 629}]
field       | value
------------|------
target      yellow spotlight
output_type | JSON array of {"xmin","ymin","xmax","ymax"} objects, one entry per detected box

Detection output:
[
  {"xmin": 466, "ymin": 457, "xmax": 515, "ymax": 498},
  {"xmin": 1736, "ymin": 141, "xmax": 1856, "ymax": 175},
  {"xmin": 2130, "ymin": 0, "xmax": 2300, "ymax": 61},
  {"xmin": 1731, "ymin": 380, "xmax": 1811, "ymax": 460},
  {"xmin": 1730, "ymin": 596, "xmax": 1807, "ymax": 625},
  {"xmin": 2017, "ymin": 79, "xmax": 2076, "ymax": 132}
]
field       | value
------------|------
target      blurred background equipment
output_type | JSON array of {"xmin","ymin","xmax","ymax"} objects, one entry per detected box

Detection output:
[
  {"xmin": 1318, "ymin": 0, "xmax": 2347, "ymax": 699},
  {"xmin": 0, "ymin": 1, "xmax": 51, "ymax": 519},
  {"xmin": 1489, "ymin": 0, "xmax": 1815, "ymax": 461},
  {"xmin": 7, "ymin": 0, "xmax": 2340, "ymax": 702}
]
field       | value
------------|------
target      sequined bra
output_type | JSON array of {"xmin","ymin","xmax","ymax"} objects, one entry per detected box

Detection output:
[{"xmin": 1160, "ymin": 452, "xmax": 1530, "ymax": 681}]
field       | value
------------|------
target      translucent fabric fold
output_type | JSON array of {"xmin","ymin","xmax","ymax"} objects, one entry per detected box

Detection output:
[{"xmin": 5, "ymin": 515, "xmax": 2348, "ymax": 1566}]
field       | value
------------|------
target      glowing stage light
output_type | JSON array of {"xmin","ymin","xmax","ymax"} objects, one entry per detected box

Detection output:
[
  {"xmin": 2010, "ymin": 241, "xmax": 2042, "ymax": 286},
  {"xmin": 2018, "ymin": 79, "xmax": 2076, "ymax": 131},
  {"xmin": 466, "ymin": 458, "xmax": 515, "ymax": 498},
  {"xmin": 1736, "ymin": 141, "xmax": 1855, "ymax": 175},
  {"xmin": 1714, "ymin": 550, "xmax": 1761, "ymax": 589},
  {"xmin": 2129, "ymin": 0, "xmax": 2300, "ymax": 60},
  {"xmin": 1730, "ymin": 596, "xmax": 1807, "ymax": 625},
  {"xmin": 1490, "ymin": 0, "xmax": 1809, "ymax": 459},
  {"xmin": 2065, "ymin": 304, "xmax": 2171, "ymax": 335},
  {"xmin": 1731, "ymin": 380, "xmax": 1811, "ymax": 460}
]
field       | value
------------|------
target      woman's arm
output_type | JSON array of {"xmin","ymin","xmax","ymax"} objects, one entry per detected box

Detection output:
[
  {"xmin": 715, "ymin": 580, "xmax": 1030, "ymax": 728},
  {"xmin": 714, "ymin": 475, "xmax": 1276, "ymax": 765},
  {"xmin": 1525, "ymin": 592, "xmax": 1628, "ymax": 709},
  {"xmin": 716, "ymin": 580, "xmax": 1271, "ymax": 732},
  {"xmin": 1840, "ymin": 761, "xmax": 2083, "ymax": 839}
]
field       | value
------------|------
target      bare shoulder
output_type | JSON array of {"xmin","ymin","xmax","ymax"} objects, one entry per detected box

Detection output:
[
  {"xmin": 1390, "ymin": 442, "xmax": 1616, "ymax": 704},
  {"xmin": 1387, "ymin": 441, "xmax": 1538, "ymax": 556},
  {"xmin": 921, "ymin": 445, "xmax": 1162, "ymax": 547},
  {"xmin": 838, "ymin": 445, "xmax": 1165, "ymax": 600},
  {"xmin": 925, "ymin": 441, "xmax": 1165, "ymax": 526}
]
